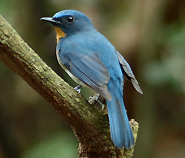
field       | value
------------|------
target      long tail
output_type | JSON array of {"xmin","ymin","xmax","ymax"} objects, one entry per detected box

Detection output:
[{"xmin": 106, "ymin": 81, "xmax": 134, "ymax": 149}]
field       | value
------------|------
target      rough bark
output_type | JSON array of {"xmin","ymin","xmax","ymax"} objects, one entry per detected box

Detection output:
[{"xmin": 0, "ymin": 15, "xmax": 138, "ymax": 158}]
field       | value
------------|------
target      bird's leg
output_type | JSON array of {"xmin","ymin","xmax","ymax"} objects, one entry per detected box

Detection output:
[
  {"xmin": 89, "ymin": 93, "xmax": 99, "ymax": 103},
  {"xmin": 89, "ymin": 94, "xmax": 104, "ymax": 110},
  {"xmin": 74, "ymin": 85, "xmax": 82, "ymax": 93}
]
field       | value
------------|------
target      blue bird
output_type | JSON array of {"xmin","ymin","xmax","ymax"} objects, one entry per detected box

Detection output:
[{"xmin": 41, "ymin": 10, "xmax": 142, "ymax": 149}]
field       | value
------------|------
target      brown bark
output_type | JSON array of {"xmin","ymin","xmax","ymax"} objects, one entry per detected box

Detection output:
[{"xmin": 0, "ymin": 15, "xmax": 138, "ymax": 158}]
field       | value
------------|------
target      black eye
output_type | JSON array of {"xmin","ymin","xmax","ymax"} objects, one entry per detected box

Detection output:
[{"xmin": 67, "ymin": 16, "xmax": 74, "ymax": 22}]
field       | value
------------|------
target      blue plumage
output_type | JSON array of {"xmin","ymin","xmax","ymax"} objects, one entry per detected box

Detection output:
[
  {"xmin": 107, "ymin": 78, "xmax": 134, "ymax": 149},
  {"xmin": 41, "ymin": 10, "xmax": 142, "ymax": 149}
]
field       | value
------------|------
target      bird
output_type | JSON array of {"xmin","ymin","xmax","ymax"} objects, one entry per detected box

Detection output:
[{"xmin": 41, "ymin": 10, "xmax": 142, "ymax": 150}]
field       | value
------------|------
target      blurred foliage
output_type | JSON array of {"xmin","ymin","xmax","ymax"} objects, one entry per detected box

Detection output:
[
  {"xmin": 0, "ymin": 0, "xmax": 185, "ymax": 158},
  {"xmin": 21, "ymin": 131, "xmax": 78, "ymax": 158},
  {"xmin": 144, "ymin": 23, "xmax": 185, "ymax": 92}
]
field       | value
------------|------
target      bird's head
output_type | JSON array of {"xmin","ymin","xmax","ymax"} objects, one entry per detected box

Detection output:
[{"xmin": 41, "ymin": 10, "xmax": 94, "ymax": 41}]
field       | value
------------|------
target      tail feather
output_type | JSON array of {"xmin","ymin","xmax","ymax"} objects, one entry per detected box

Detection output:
[{"xmin": 106, "ymin": 90, "xmax": 134, "ymax": 149}]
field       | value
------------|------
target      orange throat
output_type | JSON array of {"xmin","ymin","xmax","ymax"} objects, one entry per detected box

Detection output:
[{"xmin": 55, "ymin": 27, "xmax": 66, "ymax": 43}]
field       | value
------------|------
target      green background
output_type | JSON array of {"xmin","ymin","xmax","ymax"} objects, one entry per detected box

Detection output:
[{"xmin": 1, "ymin": 0, "xmax": 185, "ymax": 158}]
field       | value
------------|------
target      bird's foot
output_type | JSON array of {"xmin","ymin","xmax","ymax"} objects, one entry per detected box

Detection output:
[
  {"xmin": 89, "ymin": 94, "xmax": 104, "ymax": 110},
  {"xmin": 74, "ymin": 85, "xmax": 82, "ymax": 93},
  {"xmin": 89, "ymin": 93, "xmax": 99, "ymax": 103}
]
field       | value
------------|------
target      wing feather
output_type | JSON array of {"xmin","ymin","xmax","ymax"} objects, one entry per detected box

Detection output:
[
  {"xmin": 58, "ymin": 51, "xmax": 112, "ymax": 101},
  {"xmin": 116, "ymin": 51, "xmax": 143, "ymax": 94}
]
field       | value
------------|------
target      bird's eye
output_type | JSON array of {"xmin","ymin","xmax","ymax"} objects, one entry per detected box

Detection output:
[{"xmin": 67, "ymin": 16, "xmax": 74, "ymax": 22}]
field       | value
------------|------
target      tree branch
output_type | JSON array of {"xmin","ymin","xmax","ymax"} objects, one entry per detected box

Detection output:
[{"xmin": 0, "ymin": 15, "xmax": 138, "ymax": 158}]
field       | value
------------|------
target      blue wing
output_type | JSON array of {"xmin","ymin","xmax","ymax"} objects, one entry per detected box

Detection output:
[
  {"xmin": 57, "ymin": 40, "xmax": 112, "ymax": 101},
  {"xmin": 116, "ymin": 51, "xmax": 143, "ymax": 94}
]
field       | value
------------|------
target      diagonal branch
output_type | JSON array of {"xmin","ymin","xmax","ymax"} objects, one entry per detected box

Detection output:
[{"xmin": 0, "ymin": 15, "xmax": 138, "ymax": 158}]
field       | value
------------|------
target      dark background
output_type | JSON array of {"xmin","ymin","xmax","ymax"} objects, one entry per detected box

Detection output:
[{"xmin": 1, "ymin": 0, "xmax": 185, "ymax": 158}]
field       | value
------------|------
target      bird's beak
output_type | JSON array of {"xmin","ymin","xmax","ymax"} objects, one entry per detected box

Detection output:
[{"xmin": 40, "ymin": 17, "xmax": 57, "ymax": 24}]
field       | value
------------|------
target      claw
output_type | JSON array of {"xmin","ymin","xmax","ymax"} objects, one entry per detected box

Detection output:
[
  {"xmin": 89, "ymin": 94, "xmax": 104, "ymax": 110},
  {"xmin": 74, "ymin": 85, "xmax": 82, "ymax": 93},
  {"xmin": 89, "ymin": 93, "xmax": 99, "ymax": 103}
]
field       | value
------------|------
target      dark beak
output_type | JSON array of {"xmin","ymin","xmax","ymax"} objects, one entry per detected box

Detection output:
[{"xmin": 40, "ymin": 17, "xmax": 55, "ymax": 22}]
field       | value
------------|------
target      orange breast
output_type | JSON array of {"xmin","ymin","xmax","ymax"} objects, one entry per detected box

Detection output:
[{"xmin": 55, "ymin": 27, "xmax": 66, "ymax": 43}]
